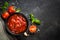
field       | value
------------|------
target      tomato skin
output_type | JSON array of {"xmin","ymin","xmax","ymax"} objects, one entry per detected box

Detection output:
[
  {"xmin": 8, "ymin": 6, "xmax": 16, "ymax": 14},
  {"xmin": 2, "ymin": 11, "xmax": 10, "ymax": 19},
  {"xmin": 29, "ymin": 25, "xmax": 37, "ymax": 33}
]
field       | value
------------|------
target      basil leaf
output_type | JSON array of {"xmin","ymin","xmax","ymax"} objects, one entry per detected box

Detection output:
[
  {"xmin": 29, "ymin": 13, "xmax": 41, "ymax": 25},
  {"xmin": 34, "ymin": 18, "xmax": 40, "ymax": 25},
  {"xmin": 4, "ymin": 2, "xmax": 9, "ymax": 7},
  {"xmin": 16, "ymin": 8, "xmax": 21, "ymax": 12},
  {"xmin": 29, "ymin": 14, "xmax": 34, "ymax": 20},
  {"xmin": 32, "ymin": 19, "xmax": 35, "ymax": 23},
  {"xmin": 2, "ymin": 2, "xmax": 9, "ymax": 11},
  {"xmin": 2, "ymin": 6, "xmax": 6, "ymax": 11}
]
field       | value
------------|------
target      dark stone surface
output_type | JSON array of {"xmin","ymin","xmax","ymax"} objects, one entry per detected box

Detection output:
[{"xmin": 0, "ymin": 0, "xmax": 60, "ymax": 40}]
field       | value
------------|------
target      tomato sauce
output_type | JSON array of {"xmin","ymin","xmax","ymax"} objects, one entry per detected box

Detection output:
[{"xmin": 7, "ymin": 14, "xmax": 27, "ymax": 34}]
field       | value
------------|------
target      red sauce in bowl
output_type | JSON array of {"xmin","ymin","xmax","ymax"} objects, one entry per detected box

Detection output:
[{"xmin": 7, "ymin": 14, "xmax": 27, "ymax": 34}]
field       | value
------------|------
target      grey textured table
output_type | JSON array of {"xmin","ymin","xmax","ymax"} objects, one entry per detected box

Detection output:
[{"xmin": 0, "ymin": 0, "xmax": 60, "ymax": 40}]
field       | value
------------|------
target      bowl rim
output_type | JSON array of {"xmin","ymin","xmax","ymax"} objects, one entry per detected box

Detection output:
[{"xmin": 5, "ymin": 12, "xmax": 28, "ymax": 36}]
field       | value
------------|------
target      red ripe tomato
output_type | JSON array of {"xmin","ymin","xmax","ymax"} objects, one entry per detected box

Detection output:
[
  {"xmin": 8, "ymin": 6, "xmax": 16, "ymax": 14},
  {"xmin": 2, "ymin": 11, "xmax": 10, "ymax": 19}
]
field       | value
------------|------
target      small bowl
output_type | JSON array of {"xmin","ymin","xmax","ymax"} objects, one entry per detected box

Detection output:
[{"xmin": 4, "ymin": 13, "xmax": 28, "ymax": 36}]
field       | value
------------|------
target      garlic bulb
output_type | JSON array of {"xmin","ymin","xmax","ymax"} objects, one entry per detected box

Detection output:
[{"xmin": 24, "ymin": 32, "xmax": 29, "ymax": 36}]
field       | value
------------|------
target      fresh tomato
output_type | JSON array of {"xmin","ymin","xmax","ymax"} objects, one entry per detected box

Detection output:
[
  {"xmin": 8, "ymin": 6, "xmax": 16, "ymax": 14},
  {"xmin": 2, "ymin": 11, "xmax": 10, "ymax": 19},
  {"xmin": 29, "ymin": 25, "xmax": 37, "ymax": 33}
]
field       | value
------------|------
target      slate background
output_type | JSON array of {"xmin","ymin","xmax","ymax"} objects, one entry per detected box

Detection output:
[{"xmin": 0, "ymin": 0, "xmax": 60, "ymax": 40}]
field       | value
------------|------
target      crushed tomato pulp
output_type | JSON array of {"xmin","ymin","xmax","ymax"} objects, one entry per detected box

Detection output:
[{"xmin": 7, "ymin": 14, "xmax": 27, "ymax": 34}]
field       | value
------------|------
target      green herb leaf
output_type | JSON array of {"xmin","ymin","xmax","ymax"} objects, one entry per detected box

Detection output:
[
  {"xmin": 2, "ymin": 1, "xmax": 9, "ymax": 11},
  {"xmin": 2, "ymin": 6, "xmax": 6, "ymax": 11},
  {"xmin": 4, "ymin": 2, "xmax": 9, "ymax": 7},
  {"xmin": 29, "ymin": 13, "xmax": 41, "ymax": 25},
  {"xmin": 16, "ymin": 8, "xmax": 21, "ymax": 12},
  {"xmin": 32, "ymin": 19, "xmax": 35, "ymax": 23},
  {"xmin": 29, "ymin": 13, "xmax": 34, "ymax": 20},
  {"xmin": 34, "ymin": 18, "xmax": 40, "ymax": 24}
]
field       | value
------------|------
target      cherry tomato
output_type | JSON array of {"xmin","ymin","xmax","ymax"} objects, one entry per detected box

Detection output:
[
  {"xmin": 8, "ymin": 6, "xmax": 16, "ymax": 14},
  {"xmin": 2, "ymin": 11, "xmax": 10, "ymax": 19},
  {"xmin": 29, "ymin": 25, "xmax": 37, "ymax": 33}
]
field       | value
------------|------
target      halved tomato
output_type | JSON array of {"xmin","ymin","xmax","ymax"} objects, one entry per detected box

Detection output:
[{"xmin": 29, "ymin": 25, "xmax": 37, "ymax": 33}]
